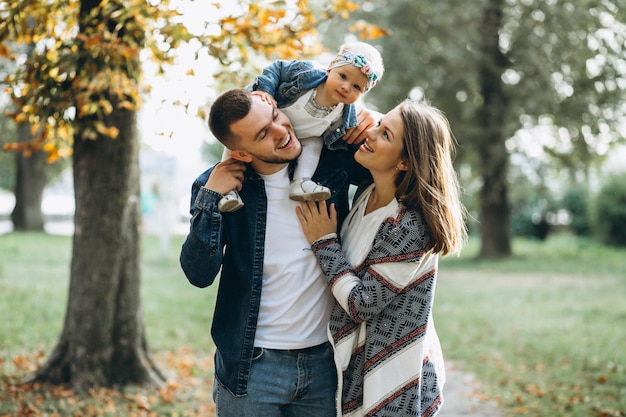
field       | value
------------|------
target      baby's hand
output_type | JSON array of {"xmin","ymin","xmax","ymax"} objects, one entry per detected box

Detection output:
[
  {"xmin": 252, "ymin": 90, "xmax": 277, "ymax": 106},
  {"xmin": 342, "ymin": 107, "xmax": 379, "ymax": 144}
]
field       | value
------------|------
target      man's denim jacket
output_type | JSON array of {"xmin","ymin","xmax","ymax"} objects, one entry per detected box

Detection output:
[
  {"xmin": 179, "ymin": 146, "xmax": 370, "ymax": 396},
  {"xmin": 251, "ymin": 59, "xmax": 359, "ymax": 151}
]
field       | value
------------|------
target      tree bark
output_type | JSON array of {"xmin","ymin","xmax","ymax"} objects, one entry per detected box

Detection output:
[{"xmin": 477, "ymin": 0, "xmax": 512, "ymax": 258}]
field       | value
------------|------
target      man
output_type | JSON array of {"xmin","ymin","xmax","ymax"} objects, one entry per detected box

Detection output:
[{"xmin": 179, "ymin": 88, "xmax": 372, "ymax": 417}]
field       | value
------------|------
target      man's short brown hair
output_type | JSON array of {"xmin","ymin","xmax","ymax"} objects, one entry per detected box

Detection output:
[{"xmin": 208, "ymin": 89, "xmax": 253, "ymax": 148}]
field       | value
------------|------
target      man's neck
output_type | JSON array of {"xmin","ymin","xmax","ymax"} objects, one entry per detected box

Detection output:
[{"xmin": 252, "ymin": 161, "xmax": 290, "ymax": 176}]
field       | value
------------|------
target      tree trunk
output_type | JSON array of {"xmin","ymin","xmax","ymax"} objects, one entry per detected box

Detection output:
[
  {"xmin": 11, "ymin": 122, "xmax": 47, "ymax": 231},
  {"xmin": 28, "ymin": 105, "xmax": 164, "ymax": 391},
  {"xmin": 476, "ymin": 0, "xmax": 512, "ymax": 258}
]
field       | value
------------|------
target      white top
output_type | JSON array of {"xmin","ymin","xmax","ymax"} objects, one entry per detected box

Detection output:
[
  {"xmin": 281, "ymin": 89, "xmax": 344, "ymax": 139},
  {"xmin": 254, "ymin": 165, "xmax": 334, "ymax": 349},
  {"xmin": 341, "ymin": 184, "xmax": 400, "ymax": 267}
]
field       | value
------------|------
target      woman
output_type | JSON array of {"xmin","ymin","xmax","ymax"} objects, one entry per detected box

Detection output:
[{"xmin": 296, "ymin": 99, "xmax": 467, "ymax": 417}]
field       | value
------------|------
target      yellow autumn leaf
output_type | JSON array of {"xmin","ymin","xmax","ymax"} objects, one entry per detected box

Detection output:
[
  {"xmin": 30, "ymin": 123, "xmax": 41, "ymax": 136},
  {"xmin": 98, "ymin": 99, "xmax": 113, "ymax": 115},
  {"xmin": 107, "ymin": 126, "xmax": 120, "ymax": 138},
  {"xmin": 57, "ymin": 124, "xmax": 73, "ymax": 141},
  {"xmin": 0, "ymin": 43, "xmax": 11, "ymax": 58},
  {"xmin": 118, "ymin": 100, "xmax": 135, "ymax": 110},
  {"xmin": 94, "ymin": 122, "xmax": 106, "ymax": 134}
]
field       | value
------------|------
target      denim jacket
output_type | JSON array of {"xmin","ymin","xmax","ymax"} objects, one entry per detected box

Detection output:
[
  {"xmin": 179, "ymin": 146, "xmax": 370, "ymax": 396},
  {"xmin": 251, "ymin": 59, "xmax": 359, "ymax": 150}
]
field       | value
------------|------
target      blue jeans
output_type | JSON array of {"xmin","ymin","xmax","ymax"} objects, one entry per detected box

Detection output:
[{"xmin": 213, "ymin": 342, "xmax": 337, "ymax": 417}]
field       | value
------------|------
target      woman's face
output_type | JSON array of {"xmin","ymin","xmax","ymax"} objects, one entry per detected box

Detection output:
[{"xmin": 355, "ymin": 106, "xmax": 406, "ymax": 175}]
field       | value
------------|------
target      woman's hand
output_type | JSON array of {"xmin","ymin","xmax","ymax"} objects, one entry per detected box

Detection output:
[{"xmin": 296, "ymin": 201, "xmax": 338, "ymax": 245}]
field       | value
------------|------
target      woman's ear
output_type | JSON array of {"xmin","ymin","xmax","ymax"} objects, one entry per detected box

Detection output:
[
  {"xmin": 397, "ymin": 159, "xmax": 409, "ymax": 172},
  {"xmin": 230, "ymin": 150, "xmax": 253, "ymax": 163}
]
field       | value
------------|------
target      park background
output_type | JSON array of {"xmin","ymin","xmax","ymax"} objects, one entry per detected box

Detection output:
[{"xmin": 1, "ymin": 0, "xmax": 625, "ymax": 416}]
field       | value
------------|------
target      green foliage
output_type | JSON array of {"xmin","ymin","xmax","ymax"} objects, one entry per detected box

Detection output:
[
  {"xmin": 369, "ymin": 0, "xmax": 625, "ymax": 171},
  {"xmin": 510, "ymin": 192, "xmax": 551, "ymax": 240},
  {"xmin": 559, "ymin": 184, "xmax": 591, "ymax": 236},
  {"xmin": 507, "ymin": 163, "xmax": 555, "ymax": 240},
  {"xmin": 590, "ymin": 173, "xmax": 626, "ymax": 247}
]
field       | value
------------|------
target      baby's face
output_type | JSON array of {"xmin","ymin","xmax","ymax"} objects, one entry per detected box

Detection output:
[{"xmin": 324, "ymin": 65, "xmax": 369, "ymax": 105}]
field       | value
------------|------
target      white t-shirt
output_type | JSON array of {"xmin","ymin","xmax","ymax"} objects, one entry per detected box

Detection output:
[{"xmin": 254, "ymin": 166, "xmax": 334, "ymax": 349}]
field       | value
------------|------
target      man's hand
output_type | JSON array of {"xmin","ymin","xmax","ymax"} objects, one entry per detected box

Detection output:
[
  {"xmin": 341, "ymin": 107, "xmax": 381, "ymax": 145},
  {"xmin": 204, "ymin": 158, "xmax": 247, "ymax": 196}
]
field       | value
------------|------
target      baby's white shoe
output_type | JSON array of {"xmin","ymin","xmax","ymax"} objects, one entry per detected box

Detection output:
[
  {"xmin": 289, "ymin": 178, "xmax": 331, "ymax": 201},
  {"xmin": 219, "ymin": 190, "xmax": 244, "ymax": 212}
]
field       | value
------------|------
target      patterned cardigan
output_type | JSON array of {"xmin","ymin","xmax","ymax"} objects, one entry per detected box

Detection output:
[{"xmin": 311, "ymin": 200, "xmax": 446, "ymax": 417}]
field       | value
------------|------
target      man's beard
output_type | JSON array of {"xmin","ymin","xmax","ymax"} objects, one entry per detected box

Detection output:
[{"xmin": 254, "ymin": 147, "xmax": 302, "ymax": 165}]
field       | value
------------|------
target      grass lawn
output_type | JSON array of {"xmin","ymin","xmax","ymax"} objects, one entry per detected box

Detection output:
[
  {"xmin": 1, "ymin": 231, "xmax": 625, "ymax": 416},
  {"xmin": 436, "ymin": 235, "xmax": 626, "ymax": 417}
]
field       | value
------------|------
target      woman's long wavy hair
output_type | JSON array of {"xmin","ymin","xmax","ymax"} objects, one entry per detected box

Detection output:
[{"xmin": 395, "ymin": 99, "xmax": 468, "ymax": 256}]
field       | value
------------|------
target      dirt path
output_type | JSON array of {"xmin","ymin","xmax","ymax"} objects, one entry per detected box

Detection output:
[{"xmin": 438, "ymin": 362, "xmax": 503, "ymax": 417}]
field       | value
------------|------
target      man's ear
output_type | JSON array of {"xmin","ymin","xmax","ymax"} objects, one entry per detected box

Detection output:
[{"xmin": 230, "ymin": 150, "xmax": 253, "ymax": 163}]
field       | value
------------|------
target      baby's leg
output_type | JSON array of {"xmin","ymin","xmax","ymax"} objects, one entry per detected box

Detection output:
[
  {"xmin": 290, "ymin": 137, "xmax": 330, "ymax": 202},
  {"xmin": 293, "ymin": 137, "xmax": 323, "ymax": 180}
]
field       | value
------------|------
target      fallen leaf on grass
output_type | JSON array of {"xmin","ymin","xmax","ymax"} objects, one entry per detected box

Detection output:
[{"xmin": 1, "ymin": 346, "xmax": 217, "ymax": 417}]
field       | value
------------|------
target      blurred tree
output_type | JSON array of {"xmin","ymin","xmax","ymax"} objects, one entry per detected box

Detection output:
[
  {"xmin": 0, "ymin": 46, "xmax": 18, "ymax": 191},
  {"xmin": 0, "ymin": 111, "xmax": 16, "ymax": 191},
  {"xmin": 0, "ymin": 0, "xmax": 382, "ymax": 391},
  {"xmin": 1, "ymin": 44, "xmax": 68, "ymax": 225},
  {"xmin": 560, "ymin": 184, "xmax": 591, "ymax": 236},
  {"xmin": 8, "ymin": 41, "xmax": 45, "ymax": 230},
  {"xmin": 590, "ymin": 173, "xmax": 626, "ymax": 247},
  {"xmin": 324, "ymin": 0, "xmax": 626, "ymax": 258}
]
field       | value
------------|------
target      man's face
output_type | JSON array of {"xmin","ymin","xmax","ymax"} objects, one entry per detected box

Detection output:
[{"xmin": 230, "ymin": 96, "xmax": 301, "ymax": 175}]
